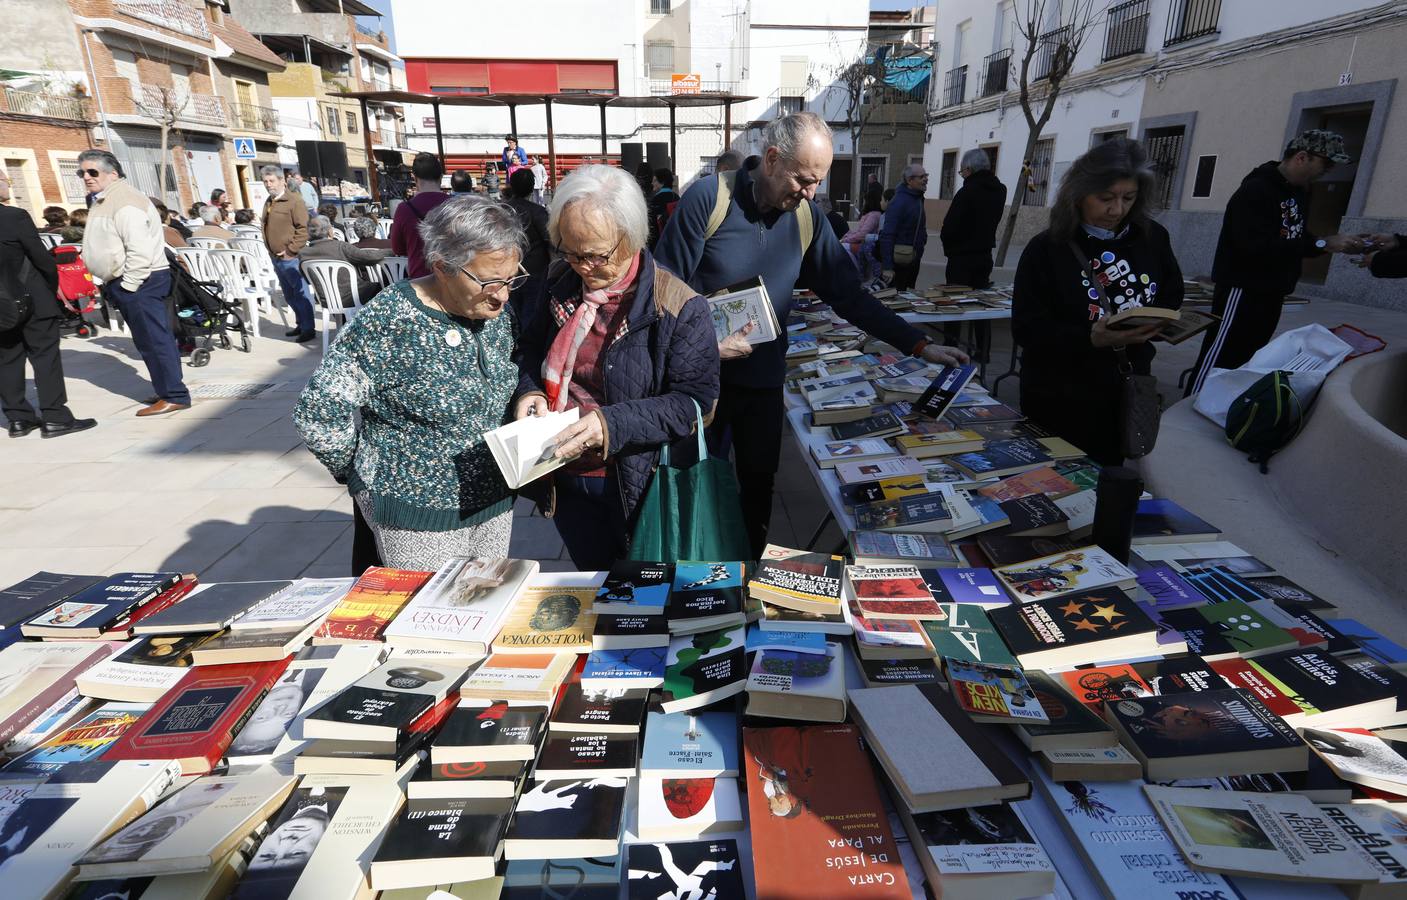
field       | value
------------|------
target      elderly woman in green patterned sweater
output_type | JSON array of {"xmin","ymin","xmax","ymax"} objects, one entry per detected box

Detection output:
[{"xmin": 293, "ymin": 195, "xmax": 532, "ymax": 569}]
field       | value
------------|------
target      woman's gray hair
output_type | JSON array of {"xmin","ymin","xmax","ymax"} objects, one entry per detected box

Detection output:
[
  {"xmin": 350, "ymin": 216, "xmax": 378, "ymax": 239},
  {"xmin": 1048, "ymin": 138, "xmax": 1159, "ymax": 244},
  {"xmin": 763, "ymin": 111, "xmax": 831, "ymax": 161},
  {"xmin": 419, "ymin": 194, "xmax": 526, "ymax": 271},
  {"xmin": 547, "ymin": 164, "xmax": 648, "ymax": 255},
  {"xmin": 258, "ymin": 164, "xmax": 283, "ymax": 179},
  {"xmin": 199, "ymin": 205, "xmax": 222, "ymax": 224},
  {"xmin": 960, "ymin": 148, "xmax": 992, "ymax": 172},
  {"xmin": 307, "ymin": 215, "xmax": 332, "ymax": 241}
]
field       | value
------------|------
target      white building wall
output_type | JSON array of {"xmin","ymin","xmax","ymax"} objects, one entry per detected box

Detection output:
[{"xmin": 272, "ymin": 97, "xmax": 326, "ymax": 167}]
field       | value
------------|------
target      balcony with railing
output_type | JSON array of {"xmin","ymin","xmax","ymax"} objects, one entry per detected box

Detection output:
[
  {"xmin": 229, "ymin": 102, "xmax": 279, "ymax": 134},
  {"xmin": 2, "ymin": 88, "xmax": 91, "ymax": 121},
  {"xmin": 1103, "ymin": 0, "xmax": 1151, "ymax": 61},
  {"xmin": 1033, "ymin": 25, "xmax": 1074, "ymax": 82},
  {"xmin": 647, "ymin": 79, "xmax": 741, "ymax": 95},
  {"xmin": 981, "ymin": 48, "xmax": 1011, "ymax": 96},
  {"xmin": 138, "ymin": 85, "xmax": 227, "ymax": 128},
  {"xmin": 1165, "ymin": 0, "xmax": 1221, "ymax": 46},
  {"xmin": 114, "ymin": 1, "xmax": 210, "ymax": 40},
  {"xmin": 942, "ymin": 65, "xmax": 967, "ymax": 107}
]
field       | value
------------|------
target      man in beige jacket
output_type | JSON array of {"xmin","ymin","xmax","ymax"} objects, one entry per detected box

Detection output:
[{"xmin": 79, "ymin": 149, "xmax": 189, "ymax": 416}]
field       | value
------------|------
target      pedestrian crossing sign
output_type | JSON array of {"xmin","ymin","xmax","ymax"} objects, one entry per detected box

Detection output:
[{"xmin": 233, "ymin": 137, "xmax": 256, "ymax": 159}]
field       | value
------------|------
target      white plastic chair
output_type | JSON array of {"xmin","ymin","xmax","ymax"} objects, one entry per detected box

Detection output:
[
  {"xmin": 330, "ymin": 226, "xmax": 347, "ymax": 242},
  {"xmin": 366, "ymin": 255, "xmax": 408, "ymax": 288},
  {"xmin": 38, "ymin": 233, "xmax": 63, "ymax": 249},
  {"xmin": 188, "ymin": 237, "xmax": 229, "ymax": 250},
  {"xmin": 230, "ymin": 224, "xmax": 261, "ymax": 238},
  {"xmin": 170, "ymin": 246, "xmax": 218, "ymax": 282},
  {"xmin": 301, "ymin": 258, "xmax": 363, "ymax": 352},
  {"xmin": 209, "ymin": 249, "xmax": 269, "ymax": 338},
  {"xmin": 376, "ymin": 218, "xmax": 394, "ymax": 240},
  {"xmin": 230, "ymin": 237, "xmax": 281, "ymax": 301}
]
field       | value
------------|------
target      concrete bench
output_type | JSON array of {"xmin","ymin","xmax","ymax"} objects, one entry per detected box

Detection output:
[{"xmin": 1139, "ymin": 348, "xmax": 1407, "ymax": 645}]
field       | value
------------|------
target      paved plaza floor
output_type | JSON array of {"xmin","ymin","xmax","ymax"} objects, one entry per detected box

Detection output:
[{"xmin": 2, "ymin": 257, "xmax": 1404, "ymax": 604}]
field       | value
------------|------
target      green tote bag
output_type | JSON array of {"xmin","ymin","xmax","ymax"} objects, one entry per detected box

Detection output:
[{"xmin": 627, "ymin": 401, "xmax": 751, "ymax": 564}]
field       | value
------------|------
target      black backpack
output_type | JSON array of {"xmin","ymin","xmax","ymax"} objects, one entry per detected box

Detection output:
[{"xmin": 1224, "ymin": 370, "xmax": 1303, "ymax": 472}]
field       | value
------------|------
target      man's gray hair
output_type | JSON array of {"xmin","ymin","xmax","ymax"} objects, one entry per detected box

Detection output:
[
  {"xmin": 259, "ymin": 164, "xmax": 283, "ymax": 179},
  {"xmin": 547, "ymin": 164, "xmax": 648, "ymax": 255},
  {"xmin": 419, "ymin": 194, "xmax": 526, "ymax": 271},
  {"xmin": 902, "ymin": 163, "xmax": 925, "ymax": 180},
  {"xmin": 716, "ymin": 149, "xmax": 744, "ymax": 172},
  {"xmin": 307, "ymin": 215, "xmax": 332, "ymax": 241},
  {"xmin": 762, "ymin": 112, "xmax": 832, "ymax": 161},
  {"xmin": 350, "ymin": 216, "xmax": 378, "ymax": 240},
  {"xmin": 199, "ymin": 205, "xmax": 221, "ymax": 224},
  {"xmin": 960, "ymin": 148, "xmax": 992, "ymax": 172},
  {"xmin": 77, "ymin": 149, "xmax": 121, "ymax": 174}
]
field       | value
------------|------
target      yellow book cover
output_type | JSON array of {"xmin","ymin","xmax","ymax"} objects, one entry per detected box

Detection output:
[
  {"xmin": 492, "ymin": 587, "xmax": 597, "ymax": 655},
  {"xmin": 313, "ymin": 567, "xmax": 431, "ymax": 643}
]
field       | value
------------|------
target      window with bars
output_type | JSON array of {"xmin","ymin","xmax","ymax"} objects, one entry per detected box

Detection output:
[
  {"xmin": 325, "ymin": 106, "xmax": 341, "ymax": 136},
  {"xmin": 55, "ymin": 157, "xmax": 86, "ymax": 205},
  {"xmin": 1023, "ymin": 138, "xmax": 1054, "ymax": 206},
  {"xmin": 646, "ymin": 41, "xmax": 674, "ymax": 74},
  {"xmin": 649, "ymin": 0, "xmax": 671, "ymax": 13},
  {"xmin": 1144, "ymin": 125, "xmax": 1185, "ymax": 208},
  {"xmin": 346, "ymin": 110, "xmax": 358, "ymax": 134},
  {"xmin": 939, "ymin": 150, "xmax": 957, "ymax": 199},
  {"xmin": 779, "ymin": 95, "xmax": 803, "ymax": 115}
]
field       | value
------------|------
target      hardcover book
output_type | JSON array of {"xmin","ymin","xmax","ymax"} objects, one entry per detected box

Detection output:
[
  {"xmin": 993, "ymin": 546, "xmax": 1137, "ymax": 602},
  {"xmin": 3, "ymin": 700, "xmax": 148, "ymax": 776},
  {"xmin": 748, "ymin": 546, "xmax": 845, "ymax": 615},
  {"xmin": 1106, "ymin": 688, "xmax": 1307, "ymax": 779},
  {"xmin": 639, "ymin": 710, "xmax": 738, "ymax": 778},
  {"xmin": 591, "ymin": 561, "xmax": 672, "ymax": 616},
  {"xmin": 745, "ymin": 643, "xmax": 846, "ymax": 723},
  {"xmin": 549, "ymin": 683, "xmax": 647, "ymax": 734},
  {"xmin": 102, "ymin": 658, "xmax": 290, "ymax": 774},
  {"xmin": 75, "ymin": 772, "xmax": 297, "ymax": 880},
  {"xmin": 132, "ymin": 581, "xmax": 290, "ymax": 635},
  {"xmin": 1246, "ymin": 648, "xmax": 1399, "ymax": 727},
  {"xmin": 433, "ymin": 702, "xmax": 545, "ymax": 763},
  {"xmin": 0, "ymin": 572, "xmax": 103, "ymax": 631},
  {"xmin": 897, "ymin": 802, "xmax": 1056, "ymax": 900},
  {"xmin": 666, "ymin": 562, "xmax": 745, "ymax": 634},
  {"xmin": 504, "ymin": 778, "xmax": 627, "ymax": 860},
  {"xmin": 532, "ymin": 732, "xmax": 638, "ymax": 780},
  {"xmin": 945, "ymin": 658, "xmax": 1048, "ymax": 724},
  {"xmin": 382, "ymin": 559, "xmax": 539, "ymax": 655},
  {"xmin": 849, "ymin": 530, "xmax": 960, "ymax": 567},
  {"xmin": 229, "ymin": 577, "xmax": 352, "ymax": 630},
  {"xmin": 744, "ymin": 725, "xmax": 907, "ymax": 898},
  {"xmin": 856, "ymin": 656, "xmax": 943, "ymax": 688},
  {"xmin": 592, "ymin": 612, "xmax": 670, "ymax": 650},
  {"xmin": 230, "ymin": 775, "xmax": 405, "ymax": 900},
  {"xmin": 997, "ymin": 493, "xmax": 1070, "ymax": 536},
  {"xmin": 369, "ymin": 796, "xmax": 514, "ymax": 890},
  {"xmin": 22, "ymin": 573, "xmax": 182, "ymax": 639},
  {"xmin": 1143, "ymin": 785, "xmax": 1378, "ymax": 883},
  {"xmin": 660, "ymin": 626, "xmax": 746, "ymax": 714},
  {"xmin": 492, "ymin": 586, "xmax": 596, "ymax": 654},
  {"xmin": 305, "ymin": 660, "xmax": 469, "ymax": 742},
  {"xmin": 852, "ymin": 492, "xmax": 956, "ymax": 534},
  {"xmin": 627, "ymin": 838, "xmax": 745, "ymax": 897},
  {"xmin": 975, "ymin": 467, "xmax": 1079, "ymax": 503},
  {"xmin": 986, "ymin": 587, "xmax": 1160, "ymax": 669},
  {"xmin": 1012, "ymin": 670, "xmax": 1118, "ymax": 751},
  {"xmin": 847, "ymin": 684, "xmax": 1029, "ymax": 812},
  {"xmin": 975, "ymin": 532, "xmax": 1083, "ymax": 568},
  {"xmin": 313, "ymin": 567, "xmax": 432, "ymax": 644},
  {"xmin": 579, "ymin": 647, "xmax": 667, "ymax": 691},
  {"xmin": 460, "ymin": 653, "xmax": 574, "ymax": 703},
  {"xmin": 75, "ymin": 633, "xmax": 218, "ymax": 703}
]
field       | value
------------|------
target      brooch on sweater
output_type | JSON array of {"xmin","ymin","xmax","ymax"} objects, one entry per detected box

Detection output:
[{"xmin": 445, "ymin": 329, "xmax": 462, "ymax": 347}]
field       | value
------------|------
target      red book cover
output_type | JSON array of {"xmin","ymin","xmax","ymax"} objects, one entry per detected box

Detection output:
[
  {"xmin": 313, "ymin": 566, "xmax": 431, "ymax": 642},
  {"xmin": 1057, "ymin": 664, "xmax": 1151, "ymax": 711},
  {"xmin": 1209, "ymin": 657, "xmax": 1302, "ymax": 719},
  {"xmin": 102, "ymin": 657, "xmax": 289, "ymax": 773},
  {"xmin": 743, "ymin": 725, "xmax": 908, "ymax": 899},
  {"xmin": 847, "ymin": 565, "xmax": 942, "ymax": 620}
]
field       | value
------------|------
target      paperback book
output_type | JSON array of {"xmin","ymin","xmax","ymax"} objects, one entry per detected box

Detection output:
[
  {"xmin": 592, "ymin": 612, "xmax": 669, "ymax": 650},
  {"xmin": 504, "ymin": 779, "xmax": 627, "ymax": 860},
  {"xmin": 914, "ymin": 364, "xmax": 978, "ymax": 420},
  {"xmin": 21, "ymin": 573, "xmax": 183, "ymax": 639},
  {"xmin": 660, "ymin": 626, "xmax": 746, "ymax": 714},
  {"xmin": 592, "ymin": 561, "xmax": 672, "ymax": 616},
  {"xmin": 459, "ymin": 653, "xmax": 574, "ymax": 704},
  {"xmin": 304, "ymin": 660, "xmax": 468, "ymax": 742},
  {"xmin": 484, "ymin": 408, "xmax": 580, "ymax": 489},
  {"xmin": 229, "ymin": 577, "xmax": 352, "ymax": 630},
  {"xmin": 944, "ymin": 658, "xmax": 1048, "ymax": 724},
  {"xmin": 74, "ymin": 633, "xmax": 216, "ymax": 703},
  {"xmin": 382, "ymin": 559, "xmax": 539, "ymax": 655},
  {"xmin": 532, "ymin": 732, "xmax": 638, "ymax": 780},
  {"xmin": 666, "ymin": 562, "xmax": 745, "ymax": 634},
  {"xmin": 745, "ymin": 643, "xmax": 846, "ymax": 723},
  {"xmin": 2, "ymin": 700, "xmax": 148, "ymax": 776},
  {"xmin": 924, "ymin": 567, "xmax": 1008, "ymax": 607},
  {"xmin": 639, "ymin": 710, "xmax": 738, "ymax": 778},
  {"xmin": 993, "ymin": 546, "xmax": 1137, "ymax": 602},
  {"xmin": 369, "ymin": 796, "xmax": 514, "ymax": 889},
  {"xmin": 492, "ymin": 585, "xmax": 596, "ymax": 654},
  {"xmin": 919, "ymin": 603, "xmax": 1016, "ymax": 665},
  {"xmin": 0, "ymin": 572, "xmax": 103, "ymax": 631},
  {"xmin": 844, "ymin": 563, "xmax": 942, "ymax": 620},
  {"xmin": 748, "ymin": 546, "xmax": 845, "ymax": 615},
  {"xmin": 986, "ymin": 587, "xmax": 1161, "ymax": 669},
  {"xmin": 1013, "ymin": 670, "xmax": 1118, "ymax": 752},
  {"xmin": 549, "ymin": 683, "xmax": 647, "ymax": 734},
  {"xmin": 626, "ymin": 838, "xmax": 745, "ymax": 896},
  {"xmin": 849, "ymin": 530, "xmax": 960, "ymax": 567},
  {"xmin": 579, "ymin": 647, "xmax": 668, "ymax": 691},
  {"xmin": 897, "ymin": 802, "xmax": 1056, "ymax": 900},
  {"xmin": 312, "ymin": 567, "xmax": 431, "ymax": 644},
  {"xmin": 132, "ymin": 581, "xmax": 290, "ymax": 635},
  {"xmin": 433, "ymin": 702, "xmax": 545, "ymax": 763}
]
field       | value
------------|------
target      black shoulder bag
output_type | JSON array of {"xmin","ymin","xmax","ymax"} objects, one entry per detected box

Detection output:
[
  {"xmin": 0, "ymin": 257, "xmax": 35, "ymax": 332},
  {"xmin": 1068, "ymin": 241, "xmax": 1162, "ymax": 459}
]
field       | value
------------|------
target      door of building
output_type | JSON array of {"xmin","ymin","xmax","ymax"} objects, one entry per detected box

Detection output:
[
  {"xmin": 1301, "ymin": 104, "xmax": 1370, "ymax": 284},
  {"xmin": 829, "ymin": 157, "xmax": 854, "ymax": 219},
  {"xmin": 186, "ymin": 138, "xmax": 227, "ymax": 207}
]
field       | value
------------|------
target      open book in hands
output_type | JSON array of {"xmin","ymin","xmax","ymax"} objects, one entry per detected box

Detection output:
[
  {"xmin": 707, "ymin": 278, "xmax": 780, "ymax": 345},
  {"xmin": 485, "ymin": 408, "xmax": 580, "ymax": 489}
]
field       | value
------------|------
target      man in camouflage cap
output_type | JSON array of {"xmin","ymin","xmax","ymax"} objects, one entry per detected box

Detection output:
[{"xmin": 1186, "ymin": 129, "xmax": 1358, "ymax": 395}]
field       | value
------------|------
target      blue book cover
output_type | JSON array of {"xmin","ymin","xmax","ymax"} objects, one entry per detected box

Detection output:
[
  {"xmin": 744, "ymin": 624, "xmax": 826, "ymax": 654},
  {"xmin": 932, "ymin": 568, "xmax": 1006, "ymax": 606},
  {"xmin": 1136, "ymin": 564, "xmax": 1208, "ymax": 610},
  {"xmin": 639, "ymin": 709, "xmax": 738, "ymax": 776},
  {"xmin": 1133, "ymin": 498, "xmax": 1220, "ymax": 541},
  {"xmin": 580, "ymin": 647, "xmax": 667, "ymax": 685},
  {"xmin": 1329, "ymin": 617, "xmax": 1407, "ymax": 669},
  {"xmin": 668, "ymin": 562, "xmax": 744, "ymax": 624}
]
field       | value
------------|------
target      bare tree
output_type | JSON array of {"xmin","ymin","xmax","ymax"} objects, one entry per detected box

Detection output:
[
  {"xmin": 132, "ymin": 84, "xmax": 190, "ymax": 207},
  {"xmin": 827, "ymin": 42, "xmax": 889, "ymax": 219},
  {"xmin": 993, "ymin": 0, "xmax": 1106, "ymax": 266}
]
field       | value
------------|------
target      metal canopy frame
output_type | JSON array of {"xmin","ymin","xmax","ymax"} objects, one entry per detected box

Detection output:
[{"xmin": 337, "ymin": 89, "xmax": 754, "ymax": 201}]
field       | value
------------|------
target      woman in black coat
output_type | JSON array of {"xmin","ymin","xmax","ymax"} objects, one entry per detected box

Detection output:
[
  {"xmin": 0, "ymin": 174, "xmax": 94, "ymax": 438},
  {"xmin": 1012, "ymin": 139, "xmax": 1183, "ymax": 465}
]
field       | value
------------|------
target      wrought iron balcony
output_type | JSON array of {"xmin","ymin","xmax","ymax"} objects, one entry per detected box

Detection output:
[
  {"xmin": 981, "ymin": 48, "xmax": 1011, "ymax": 96},
  {"xmin": 942, "ymin": 65, "xmax": 967, "ymax": 107},
  {"xmin": 115, "ymin": 1, "xmax": 210, "ymax": 40},
  {"xmin": 1033, "ymin": 25, "xmax": 1074, "ymax": 82},
  {"xmin": 1103, "ymin": 0, "xmax": 1150, "ymax": 60},
  {"xmin": 3, "ymin": 88, "xmax": 91, "ymax": 120},
  {"xmin": 230, "ymin": 102, "xmax": 279, "ymax": 133},
  {"xmin": 138, "ymin": 85, "xmax": 227, "ymax": 128},
  {"xmin": 1165, "ymin": 0, "xmax": 1221, "ymax": 46}
]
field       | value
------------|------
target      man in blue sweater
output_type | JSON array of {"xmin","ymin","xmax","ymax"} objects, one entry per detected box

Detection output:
[{"xmin": 655, "ymin": 111, "xmax": 968, "ymax": 557}]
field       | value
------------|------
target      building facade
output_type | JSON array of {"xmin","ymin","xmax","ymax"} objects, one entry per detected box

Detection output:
[{"xmin": 922, "ymin": 0, "xmax": 1406, "ymax": 309}]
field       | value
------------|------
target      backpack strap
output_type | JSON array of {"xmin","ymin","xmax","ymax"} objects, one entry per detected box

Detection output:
[
  {"xmin": 797, "ymin": 199, "xmax": 814, "ymax": 256},
  {"xmin": 704, "ymin": 169, "xmax": 815, "ymax": 258}
]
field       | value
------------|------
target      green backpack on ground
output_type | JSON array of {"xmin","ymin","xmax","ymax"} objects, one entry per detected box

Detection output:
[{"xmin": 1224, "ymin": 370, "xmax": 1304, "ymax": 473}]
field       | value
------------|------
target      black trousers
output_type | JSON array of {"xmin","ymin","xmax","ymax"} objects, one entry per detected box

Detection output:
[
  {"xmin": 891, "ymin": 258, "xmax": 922, "ymax": 291},
  {"xmin": 706, "ymin": 383, "xmax": 784, "ymax": 560},
  {"xmin": 0, "ymin": 313, "xmax": 75, "ymax": 426},
  {"xmin": 1020, "ymin": 366, "xmax": 1129, "ymax": 468},
  {"xmin": 351, "ymin": 498, "xmax": 383, "ymax": 576},
  {"xmin": 1185, "ymin": 283, "xmax": 1286, "ymax": 397},
  {"xmin": 945, "ymin": 252, "xmax": 994, "ymax": 289}
]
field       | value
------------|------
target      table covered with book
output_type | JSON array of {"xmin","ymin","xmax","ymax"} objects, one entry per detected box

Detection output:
[{"xmin": 2, "ymin": 366, "xmax": 1407, "ymax": 899}]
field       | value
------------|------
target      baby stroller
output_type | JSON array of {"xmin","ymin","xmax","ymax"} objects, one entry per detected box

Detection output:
[
  {"xmin": 166, "ymin": 249, "xmax": 252, "ymax": 366},
  {"xmin": 51, "ymin": 244, "xmax": 103, "ymax": 338}
]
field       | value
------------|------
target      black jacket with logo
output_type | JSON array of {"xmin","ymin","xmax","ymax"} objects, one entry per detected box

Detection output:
[{"xmin": 1211, "ymin": 161, "xmax": 1324, "ymax": 295}]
